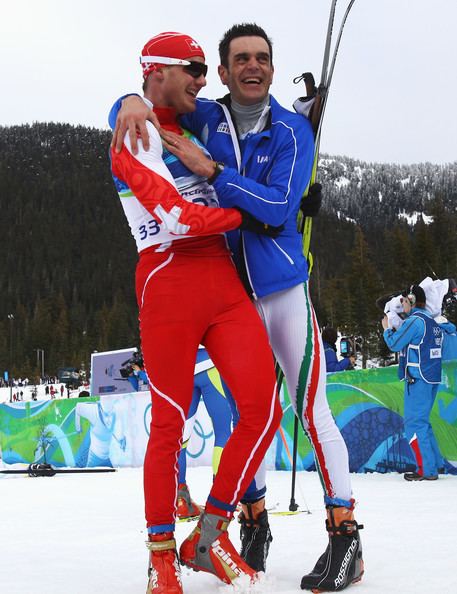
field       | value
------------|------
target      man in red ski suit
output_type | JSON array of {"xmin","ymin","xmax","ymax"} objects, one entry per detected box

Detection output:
[{"xmin": 109, "ymin": 32, "xmax": 282, "ymax": 594}]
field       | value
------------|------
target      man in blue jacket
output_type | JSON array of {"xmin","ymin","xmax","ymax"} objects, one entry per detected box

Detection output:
[
  {"xmin": 383, "ymin": 284, "xmax": 444, "ymax": 480},
  {"xmin": 322, "ymin": 327, "xmax": 355, "ymax": 372},
  {"xmin": 112, "ymin": 23, "xmax": 364, "ymax": 591}
]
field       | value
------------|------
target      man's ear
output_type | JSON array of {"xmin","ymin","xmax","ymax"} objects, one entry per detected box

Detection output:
[
  {"xmin": 218, "ymin": 64, "xmax": 229, "ymax": 86},
  {"xmin": 154, "ymin": 67, "xmax": 166, "ymax": 80}
]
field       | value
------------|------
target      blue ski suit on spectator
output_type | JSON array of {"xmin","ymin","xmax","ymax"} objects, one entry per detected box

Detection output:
[
  {"xmin": 323, "ymin": 342, "xmax": 353, "ymax": 373},
  {"xmin": 383, "ymin": 308, "xmax": 444, "ymax": 477},
  {"xmin": 178, "ymin": 347, "xmax": 233, "ymax": 484}
]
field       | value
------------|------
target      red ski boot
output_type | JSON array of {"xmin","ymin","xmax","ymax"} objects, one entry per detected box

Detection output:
[
  {"xmin": 146, "ymin": 532, "xmax": 183, "ymax": 594},
  {"xmin": 177, "ymin": 483, "xmax": 203, "ymax": 520},
  {"xmin": 180, "ymin": 511, "xmax": 257, "ymax": 585}
]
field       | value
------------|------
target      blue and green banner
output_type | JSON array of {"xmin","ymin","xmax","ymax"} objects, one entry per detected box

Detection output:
[
  {"xmin": 1, "ymin": 362, "xmax": 457, "ymax": 474},
  {"xmin": 274, "ymin": 361, "xmax": 457, "ymax": 474}
]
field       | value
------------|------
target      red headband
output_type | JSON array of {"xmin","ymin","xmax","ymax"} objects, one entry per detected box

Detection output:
[{"xmin": 141, "ymin": 31, "xmax": 205, "ymax": 79}]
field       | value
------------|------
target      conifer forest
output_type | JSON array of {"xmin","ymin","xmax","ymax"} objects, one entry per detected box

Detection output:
[{"xmin": 1, "ymin": 123, "xmax": 456, "ymax": 378}]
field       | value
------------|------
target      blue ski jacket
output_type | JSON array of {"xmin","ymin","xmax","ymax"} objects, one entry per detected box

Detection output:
[{"xmin": 181, "ymin": 95, "xmax": 315, "ymax": 298}]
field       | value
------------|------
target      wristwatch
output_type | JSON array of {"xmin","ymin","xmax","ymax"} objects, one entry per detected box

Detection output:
[{"xmin": 207, "ymin": 161, "xmax": 225, "ymax": 185}]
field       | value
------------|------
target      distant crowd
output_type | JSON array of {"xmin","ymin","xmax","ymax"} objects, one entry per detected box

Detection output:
[
  {"xmin": 8, "ymin": 383, "xmax": 69, "ymax": 402},
  {"xmin": 0, "ymin": 375, "xmax": 60, "ymax": 389},
  {"xmin": 0, "ymin": 377, "xmax": 90, "ymax": 404}
]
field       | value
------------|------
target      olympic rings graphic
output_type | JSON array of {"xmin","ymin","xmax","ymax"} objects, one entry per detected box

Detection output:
[
  {"xmin": 143, "ymin": 403, "xmax": 152, "ymax": 435},
  {"xmin": 143, "ymin": 404, "xmax": 213, "ymax": 460},
  {"xmin": 186, "ymin": 420, "xmax": 213, "ymax": 459}
]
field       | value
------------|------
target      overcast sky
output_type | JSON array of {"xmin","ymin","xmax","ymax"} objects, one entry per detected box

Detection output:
[{"xmin": 2, "ymin": 0, "xmax": 456, "ymax": 165}]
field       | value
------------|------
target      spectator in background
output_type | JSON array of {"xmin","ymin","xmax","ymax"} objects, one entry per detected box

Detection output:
[
  {"xmin": 322, "ymin": 327, "xmax": 355, "ymax": 373},
  {"xmin": 382, "ymin": 285, "xmax": 444, "ymax": 481}
]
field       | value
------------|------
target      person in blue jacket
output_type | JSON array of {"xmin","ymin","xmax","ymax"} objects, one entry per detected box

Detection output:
[
  {"xmin": 111, "ymin": 23, "xmax": 364, "ymax": 591},
  {"xmin": 322, "ymin": 327, "xmax": 355, "ymax": 372},
  {"xmin": 176, "ymin": 346, "xmax": 233, "ymax": 519},
  {"xmin": 382, "ymin": 284, "xmax": 444, "ymax": 481},
  {"xmin": 125, "ymin": 349, "xmax": 233, "ymax": 520}
]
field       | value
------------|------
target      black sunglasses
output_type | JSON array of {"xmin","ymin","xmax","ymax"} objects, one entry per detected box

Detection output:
[{"xmin": 183, "ymin": 61, "xmax": 208, "ymax": 79}]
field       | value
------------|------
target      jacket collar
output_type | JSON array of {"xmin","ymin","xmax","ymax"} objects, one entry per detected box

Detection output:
[{"xmin": 217, "ymin": 93, "xmax": 273, "ymax": 132}]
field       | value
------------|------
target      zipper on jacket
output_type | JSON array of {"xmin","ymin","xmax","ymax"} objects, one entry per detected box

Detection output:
[{"xmin": 217, "ymin": 97, "xmax": 260, "ymax": 300}]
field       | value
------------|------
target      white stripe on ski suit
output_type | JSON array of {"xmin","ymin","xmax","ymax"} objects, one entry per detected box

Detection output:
[
  {"xmin": 140, "ymin": 252, "xmax": 174, "ymax": 308},
  {"xmin": 229, "ymin": 381, "xmax": 279, "ymax": 507}
]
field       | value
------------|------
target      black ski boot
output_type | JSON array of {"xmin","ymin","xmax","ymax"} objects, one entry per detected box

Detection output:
[
  {"xmin": 301, "ymin": 506, "xmax": 364, "ymax": 592},
  {"xmin": 238, "ymin": 504, "xmax": 273, "ymax": 572}
]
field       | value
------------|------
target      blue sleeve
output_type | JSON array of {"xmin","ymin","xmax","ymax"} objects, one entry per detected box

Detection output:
[
  {"xmin": 324, "ymin": 348, "xmax": 350, "ymax": 372},
  {"xmin": 383, "ymin": 316, "xmax": 423, "ymax": 352},
  {"xmin": 127, "ymin": 375, "xmax": 139, "ymax": 392},
  {"xmin": 108, "ymin": 93, "xmax": 141, "ymax": 129},
  {"xmin": 440, "ymin": 321, "xmax": 457, "ymax": 335},
  {"xmin": 335, "ymin": 357, "xmax": 352, "ymax": 372},
  {"xmin": 212, "ymin": 120, "xmax": 314, "ymax": 226}
]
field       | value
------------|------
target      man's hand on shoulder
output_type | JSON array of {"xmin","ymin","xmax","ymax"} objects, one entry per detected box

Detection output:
[{"xmin": 111, "ymin": 95, "xmax": 158, "ymax": 155}]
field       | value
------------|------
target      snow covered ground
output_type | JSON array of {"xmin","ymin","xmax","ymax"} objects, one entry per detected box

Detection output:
[{"xmin": 0, "ymin": 466, "xmax": 456, "ymax": 594}]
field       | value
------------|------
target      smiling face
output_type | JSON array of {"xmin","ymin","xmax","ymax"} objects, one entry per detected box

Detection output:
[
  {"xmin": 218, "ymin": 36, "xmax": 274, "ymax": 105},
  {"xmin": 154, "ymin": 56, "xmax": 207, "ymax": 113}
]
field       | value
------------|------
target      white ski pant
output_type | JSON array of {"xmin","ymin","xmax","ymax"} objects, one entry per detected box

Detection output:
[{"xmin": 245, "ymin": 282, "xmax": 353, "ymax": 507}]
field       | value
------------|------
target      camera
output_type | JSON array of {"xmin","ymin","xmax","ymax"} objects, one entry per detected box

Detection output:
[
  {"xmin": 119, "ymin": 351, "xmax": 144, "ymax": 378},
  {"xmin": 340, "ymin": 336, "xmax": 362, "ymax": 358},
  {"xmin": 442, "ymin": 278, "xmax": 457, "ymax": 316}
]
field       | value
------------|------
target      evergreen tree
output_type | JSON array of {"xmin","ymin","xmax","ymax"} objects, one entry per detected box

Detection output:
[
  {"xmin": 381, "ymin": 225, "xmax": 415, "ymax": 291},
  {"xmin": 343, "ymin": 227, "xmax": 382, "ymax": 367},
  {"xmin": 1, "ymin": 123, "xmax": 455, "ymax": 375}
]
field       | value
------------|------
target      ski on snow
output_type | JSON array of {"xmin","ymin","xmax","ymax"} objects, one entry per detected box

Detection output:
[{"xmin": 0, "ymin": 463, "xmax": 116, "ymax": 477}]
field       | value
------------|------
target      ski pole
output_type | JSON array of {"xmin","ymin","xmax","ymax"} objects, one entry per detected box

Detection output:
[{"xmin": 289, "ymin": 414, "xmax": 300, "ymax": 511}]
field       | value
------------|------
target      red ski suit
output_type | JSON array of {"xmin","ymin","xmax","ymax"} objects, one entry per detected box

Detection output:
[{"xmin": 110, "ymin": 108, "xmax": 282, "ymax": 532}]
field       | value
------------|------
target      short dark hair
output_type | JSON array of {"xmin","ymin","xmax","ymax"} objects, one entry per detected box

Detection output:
[
  {"xmin": 322, "ymin": 327, "xmax": 338, "ymax": 346},
  {"xmin": 219, "ymin": 23, "xmax": 273, "ymax": 68}
]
